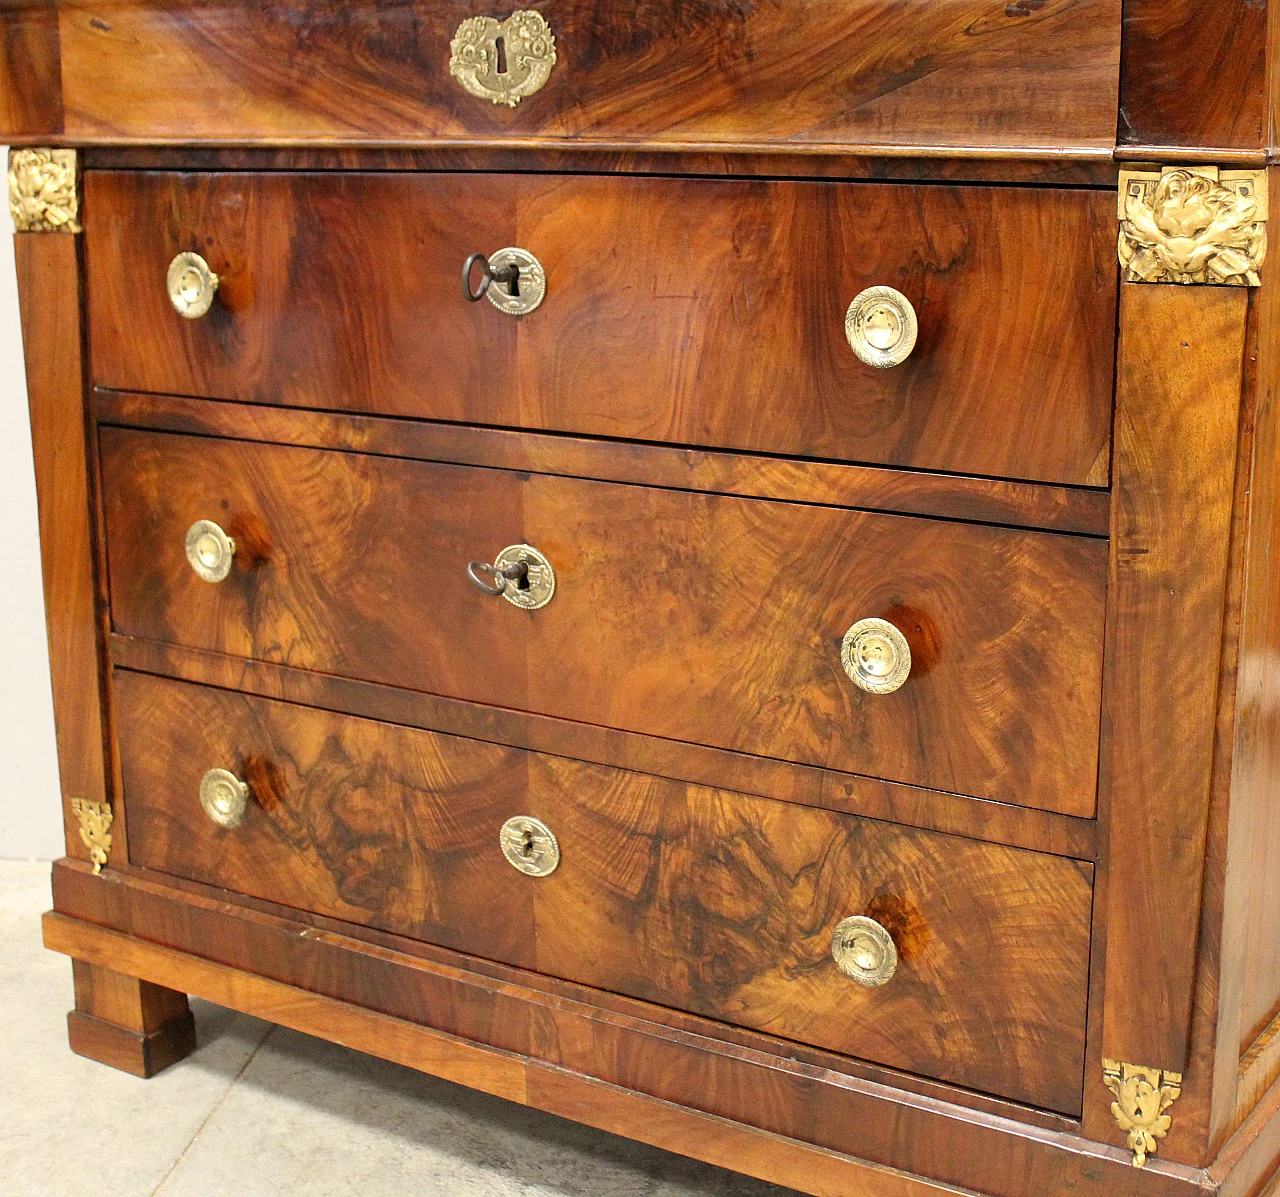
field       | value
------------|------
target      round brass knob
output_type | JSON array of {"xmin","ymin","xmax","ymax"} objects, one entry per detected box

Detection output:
[
  {"xmin": 199, "ymin": 768, "xmax": 250, "ymax": 829},
  {"xmin": 841, "ymin": 617, "xmax": 911, "ymax": 695},
  {"xmin": 167, "ymin": 251, "xmax": 220, "ymax": 319},
  {"xmin": 499, "ymin": 815, "xmax": 560, "ymax": 877},
  {"xmin": 831, "ymin": 915, "xmax": 898, "ymax": 987},
  {"xmin": 185, "ymin": 520, "xmax": 236, "ymax": 583},
  {"xmin": 845, "ymin": 286, "xmax": 917, "ymax": 368}
]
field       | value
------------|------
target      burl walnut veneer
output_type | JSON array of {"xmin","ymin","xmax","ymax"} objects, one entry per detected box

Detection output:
[{"xmin": 5, "ymin": 4, "xmax": 1280, "ymax": 1196}]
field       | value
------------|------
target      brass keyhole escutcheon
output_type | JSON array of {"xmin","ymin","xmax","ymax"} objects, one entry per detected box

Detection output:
[
  {"xmin": 167, "ymin": 251, "xmax": 220, "ymax": 319},
  {"xmin": 199, "ymin": 768, "xmax": 250, "ymax": 829},
  {"xmin": 466, "ymin": 543, "xmax": 555, "ymax": 609},
  {"xmin": 462, "ymin": 248, "xmax": 547, "ymax": 315},
  {"xmin": 841, "ymin": 617, "xmax": 911, "ymax": 695},
  {"xmin": 449, "ymin": 10, "xmax": 556, "ymax": 108},
  {"xmin": 185, "ymin": 520, "xmax": 237, "ymax": 583},
  {"xmin": 831, "ymin": 915, "xmax": 898, "ymax": 987},
  {"xmin": 499, "ymin": 816, "xmax": 560, "ymax": 877},
  {"xmin": 845, "ymin": 286, "xmax": 918, "ymax": 368}
]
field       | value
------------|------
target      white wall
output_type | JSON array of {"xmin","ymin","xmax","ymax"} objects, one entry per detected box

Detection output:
[{"xmin": 0, "ymin": 146, "xmax": 68, "ymax": 860}]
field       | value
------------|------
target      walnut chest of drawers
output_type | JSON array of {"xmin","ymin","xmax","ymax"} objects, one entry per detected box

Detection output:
[{"xmin": 4, "ymin": 3, "xmax": 1280, "ymax": 1195}]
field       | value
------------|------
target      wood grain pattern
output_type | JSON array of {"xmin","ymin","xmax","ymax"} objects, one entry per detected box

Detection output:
[
  {"xmin": 45, "ymin": 865, "xmax": 1223, "ymax": 1197},
  {"xmin": 81, "ymin": 144, "xmax": 1125, "ymax": 188},
  {"xmin": 15, "ymin": 234, "xmax": 109, "ymax": 862},
  {"xmin": 42, "ymin": 912, "xmax": 1048, "ymax": 1197},
  {"xmin": 1118, "ymin": 0, "xmax": 1267, "ymax": 155},
  {"xmin": 84, "ymin": 170, "xmax": 1119, "ymax": 487},
  {"xmin": 100, "ymin": 429, "xmax": 1108, "ymax": 814},
  {"xmin": 51, "ymin": 0, "xmax": 1121, "ymax": 152},
  {"xmin": 95, "ymin": 391, "xmax": 1112, "ymax": 538},
  {"xmin": 1100, "ymin": 284, "xmax": 1248, "ymax": 1075},
  {"xmin": 0, "ymin": 0, "xmax": 62, "ymax": 137},
  {"xmin": 114, "ymin": 670, "xmax": 1093, "ymax": 1111},
  {"xmin": 110, "ymin": 635, "xmax": 1099, "ymax": 862},
  {"xmin": 67, "ymin": 958, "xmax": 195, "ymax": 1077}
]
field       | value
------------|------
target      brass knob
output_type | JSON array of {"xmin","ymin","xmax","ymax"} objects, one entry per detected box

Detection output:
[
  {"xmin": 845, "ymin": 286, "xmax": 917, "ymax": 368},
  {"xmin": 499, "ymin": 815, "xmax": 560, "ymax": 877},
  {"xmin": 466, "ymin": 543, "xmax": 555, "ymax": 609},
  {"xmin": 462, "ymin": 248, "xmax": 546, "ymax": 315},
  {"xmin": 831, "ymin": 915, "xmax": 898, "ymax": 987},
  {"xmin": 841, "ymin": 617, "xmax": 911, "ymax": 695},
  {"xmin": 185, "ymin": 520, "xmax": 236, "ymax": 583},
  {"xmin": 167, "ymin": 251, "xmax": 219, "ymax": 319},
  {"xmin": 199, "ymin": 768, "xmax": 250, "ymax": 829}
]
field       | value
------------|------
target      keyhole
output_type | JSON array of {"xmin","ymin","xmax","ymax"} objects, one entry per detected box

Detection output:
[
  {"xmin": 507, "ymin": 266, "xmax": 520, "ymax": 297},
  {"xmin": 495, "ymin": 35, "xmax": 507, "ymax": 75},
  {"xmin": 521, "ymin": 829, "xmax": 536, "ymax": 857}
]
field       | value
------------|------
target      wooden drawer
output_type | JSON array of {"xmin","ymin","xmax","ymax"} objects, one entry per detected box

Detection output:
[
  {"xmin": 115, "ymin": 671, "xmax": 1093, "ymax": 1114},
  {"xmin": 86, "ymin": 170, "xmax": 1117, "ymax": 486},
  {"xmin": 101, "ymin": 428, "xmax": 1107, "ymax": 816},
  {"xmin": 60, "ymin": 2, "xmax": 1121, "ymax": 152}
]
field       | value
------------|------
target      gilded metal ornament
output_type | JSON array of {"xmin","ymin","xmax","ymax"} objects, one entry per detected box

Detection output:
[
  {"xmin": 167, "ymin": 251, "xmax": 220, "ymax": 318},
  {"xmin": 467, "ymin": 544, "xmax": 556, "ymax": 609},
  {"xmin": 484, "ymin": 247, "xmax": 547, "ymax": 315},
  {"xmin": 1101, "ymin": 1058, "xmax": 1183, "ymax": 1168},
  {"xmin": 70, "ymin": 798, "xmax": 113, "ymax": 875},
  {"xmin": 449, "ymin": 10, "xmax": 556, "ymax": 107},
  {"xmin": 199, "ymin": 768, "xmax": 250, "ymax": 829},
  {"xmin": 8, "ymin": 148, "xmax": 80, "ymax": 233},
  {"xmin": 845, "ymin": 286, "xmax": 917, "ymax": 368},
  {"xmin": 1118, "ymin": 166, "xmax": 1267, "ymax": 286},
  {"xmin": 831, "ymin": 915, "xmax": 898, "ymax": 987},
  {"xmin": 185, "ymin": 520, "xmax": 237, "ymax": 583},
  {"xmin": 499, "ymin": 815, "xmax": 560, "ymax": 877},
  {"xmin": 841, "ymin": 618, "xmax": 911, "ymax": 695}
]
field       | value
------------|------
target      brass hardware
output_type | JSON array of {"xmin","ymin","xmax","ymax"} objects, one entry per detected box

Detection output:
[
  {"xmin": 467, "ymin": 544, "xmax": 555, "ymax": 609},
  {"xmin": 199, "ymin": 768, "xmax": 250, "ymax": 829},
  {"xmin": 841, "ymin": 618, "xmax": 911, "ymax": 695},
  {"xmin": 463, "ymin": 248, "xmax": 546, "ymax": 315},
  {"xmin": 450, "ymin": 10, "xmax": 556, "ymax": 108},
  {"xmin": 1118, "ymin": 166, "xmax": 1267, "ymax": 286},
  {"xmin": 167, "ymin": 251, "xmax": 220, "ymax": 318},
  {"xmin": 70, "ymin": 798, "xmax": 113, "ymax": 875},
  {"xmin": 499, "ymin": 815, "xmax": 560, "ymax": 877},
  {"xmin": 845, "ymin": 286, "xmax": 917, "ymax": 368},
  {"xmin": 8, "ymin": 149, "xmax": 80, "ymax": 233},
  {"xmin": 831, "ymin": 915, "xmax": 898, "ymax": 987},
  {"xmin": 1102, "ymin": 1058, "xmax": 1183, "ymax": 1168},
  {"xmin": 185, "ymin": 520, "xmax": 236, "ymax": 583}
]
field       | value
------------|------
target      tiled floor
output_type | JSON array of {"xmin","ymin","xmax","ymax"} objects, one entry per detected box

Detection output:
[{"xmin": 1, "ymin": 860, "xmax": 795, "ymax": 1197}]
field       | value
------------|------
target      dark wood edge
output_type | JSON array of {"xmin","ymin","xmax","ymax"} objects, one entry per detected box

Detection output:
[
  {"xmin": 44, "ymin": 865, "xmax": 1228, "ymax": 1197},
  {"xmin": 1115, "ymin": 147, "xmax": 1271, "ymax": 167},
  {"xmin": 76, "ymin": 145, "xmax": 1125, "ymax": 188},
  {"xmin": 107, "ymin": 640, "xmax": 1098, "ymax": 861},
  {"xmin": 94, "ymin": 392, "xmax": 1111, "ymax": 539}
]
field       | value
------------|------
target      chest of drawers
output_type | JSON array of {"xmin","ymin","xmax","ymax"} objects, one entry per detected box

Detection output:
[{"xmin": 5, "ymin": 3, "xmax": 1280, "ymax": 1196}]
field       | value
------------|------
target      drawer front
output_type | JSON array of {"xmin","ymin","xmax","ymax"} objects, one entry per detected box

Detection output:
[
  {"xmin": 116, "ymin": 671, "xmax": 1094, "ymax": 1114},
  {"xmin": 86, "ymin": 171, "xmax": 1116, "ymax": 486},
  {"xmin": 101, "ymin": 428, "xmax": 1107, "ymax": 815},
  {"xmin": 62, "ymin": 2, "xmax": 1121, "ymax": 151}
]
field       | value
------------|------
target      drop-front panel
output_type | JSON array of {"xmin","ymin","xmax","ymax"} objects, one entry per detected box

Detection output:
[{"xmin": 12, "ymin": 4, "xmax": 1280, "ymax": 1196}]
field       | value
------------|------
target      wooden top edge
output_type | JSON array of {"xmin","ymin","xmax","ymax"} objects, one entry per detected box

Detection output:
[
  {"xmin": 1115, "ymin": 145, "xmax": 1270, "ymax": 167},
  {"xmin": 9, "ymin": 136, "xmax": 1121, "ymax": 162}
]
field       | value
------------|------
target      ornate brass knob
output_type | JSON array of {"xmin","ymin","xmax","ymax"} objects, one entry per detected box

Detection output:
[
  {"xmin": 831, "ymin": 915, "xmax": 898, "ymax": 987},
  {"xmin": 466, "ymin": 543, "xmax": 555, "ymax": 609},
  {"xmin": 199, "ymin": 768, "xmax": 250, "ymax": 829},
  {"xmin": 845, "ymin": 286, "xmax": 917, "ymax": 368},
  {"xmin": 499, "ymin": 815, "xmax": 560, "ymax": 877},
  {"xmin": 167, "ymin": 251, "xmax": 219, "ymax": 319},
  {"xmin": 462, "ymin": 248, "xmax": 546, "ymax": 315},
  {"xmin": 841, "ymin": 617, "xmax": 911, "ymax": 695},
  {"xmin": 185, "ymin": 520, "xmax": 236, "ymax": 583}
]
